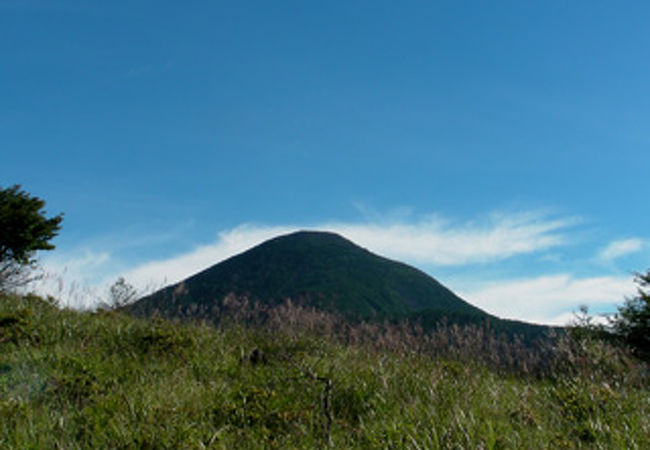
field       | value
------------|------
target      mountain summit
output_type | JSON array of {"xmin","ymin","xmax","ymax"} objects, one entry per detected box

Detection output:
[
  {"xmin": 128, "ymin": 231, "xmax": 549, "ymax": 338},
  {"xmin": 130, "ymin": 231, "xmax": 483, "ymax": 318}
]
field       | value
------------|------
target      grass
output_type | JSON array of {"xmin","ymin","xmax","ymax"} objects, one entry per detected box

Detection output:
[{"xmin": 1, "ymin": 292, "xmax": 648, "ymax": 449}]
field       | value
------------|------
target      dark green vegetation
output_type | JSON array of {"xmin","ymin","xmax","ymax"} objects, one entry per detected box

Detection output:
[
  {"xmin": 130, "ymin": 231, "xmax": 551, "ymax": 340},
  {"xmin": 609, "ymin": 270, "xmax": 650, "ymax": 361},
  {"xmin": 0, "ymin": 185, "xmax": 62, "ymax": 291},
  {"xmin": 1, "ymin": 292, "xmax": 648, "ymax": 448}
]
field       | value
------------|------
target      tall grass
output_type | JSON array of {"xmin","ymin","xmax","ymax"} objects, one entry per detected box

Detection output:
[{"xmin": 1, "ymin": 292, "xmax": 648, "ymax": 448}]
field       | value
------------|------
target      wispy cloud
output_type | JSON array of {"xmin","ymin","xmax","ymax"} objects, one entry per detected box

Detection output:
[
  {"xmin": 458, "ymin": 274, "xmax": 636, "ymax": 325},
  {"xmin": 330, "ymin": 211, "xmax": 577, "ymax": 266},
  {"xmin": 597, "ymin": 238, "xmax": 645, "ymax": 261}
]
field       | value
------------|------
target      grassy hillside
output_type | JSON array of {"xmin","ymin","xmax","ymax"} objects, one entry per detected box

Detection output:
[{"xmin": 1, "ymin": 292, "xmax": 648, "ymax": 449}]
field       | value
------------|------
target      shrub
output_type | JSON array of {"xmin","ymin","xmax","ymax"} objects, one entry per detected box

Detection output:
[{"xmin": 609, "ymin": 270, "xmax": 650, "ymax": 361}]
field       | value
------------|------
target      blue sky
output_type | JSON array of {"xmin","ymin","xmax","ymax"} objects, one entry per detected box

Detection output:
[{"xmin": 2, "ymin": 1, "xmax": 649, "ymax": 323}]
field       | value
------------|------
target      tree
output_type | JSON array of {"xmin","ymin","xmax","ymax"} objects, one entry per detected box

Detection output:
[
  {"xmin": 104, "ymin": 277, "xmax": 138, "ymax": 309},
  {"xmin": 569, "ymin": 305, "xmax": 608, "ymax": 340},
  {"xmin": 609, "ymin": 270, "xmax": 650, "ymax": 361},
  {"xmin": 0, "ymin": 185, "xmax": 63, "ymax": 291}
]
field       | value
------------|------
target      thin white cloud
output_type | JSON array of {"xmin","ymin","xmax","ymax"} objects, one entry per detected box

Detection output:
[
  {"xmin": 598, "ymin": 238, "xmax": 645, "ymax": 261},
  {"xmin": 330, "ymin": 211, "xmax": 577, "ymax": 266},
  {"xmin": 458, "ymin": 274, "xmax": 636, "ymax": 325}
]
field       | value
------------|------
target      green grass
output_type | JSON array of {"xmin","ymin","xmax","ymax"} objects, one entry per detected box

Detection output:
[{"xmin": 1, "ymin": 292, "xmax": 648, "ymax": 449}]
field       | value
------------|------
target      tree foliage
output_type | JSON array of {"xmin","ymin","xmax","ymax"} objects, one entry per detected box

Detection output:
[
  {"xmin": 568, "ymin": 305, "xmax": 609, "ymax": 341},
  {"xmin": 610, "ymin": 270, "xmax": 650, "ymax": 360},
  {"xmin": 104, "ymin": 277, "xmax": 138, "ymax": 309},
  {"xmin": 0, "ymin": 185, "xmax": 63, "ymax": 290}
]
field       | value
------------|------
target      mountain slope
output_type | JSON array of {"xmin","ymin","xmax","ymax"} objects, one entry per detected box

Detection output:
[
  {"xmin": 130, "ymin": 231, "xmax": 484, "ymax": 317},
  {"xmin": 128, "ymin": 230, "xmax": 550, "ymax": 339}
]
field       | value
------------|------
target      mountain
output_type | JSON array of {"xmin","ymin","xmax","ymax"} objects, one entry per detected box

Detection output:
[{"xmin": 128, "ymin": 230, "xmax": 551, "ymax": 339}]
